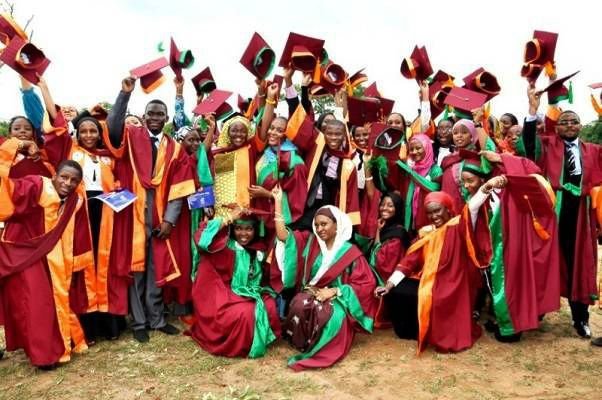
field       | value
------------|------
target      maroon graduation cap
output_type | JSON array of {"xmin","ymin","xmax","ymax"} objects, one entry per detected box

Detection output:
[
  {"xmin": 169, "ymin": 37, "xmax": 195, "ymax": 80},
  {"xmin": 0, "ymin": 13, "xmax": 28, "ymax": 46},
  {"xmin": 279, "ymin": 32, "xmax": 325, "ymax": 72},
  {"xmin": 443, "ymin": 87, "xmax": 488, "ymax": 116},
  {"xmin": 130, "ymin": 57, "xmax": 169, "ymax": 94},
  {"xmin": 192, "ymin": 89, "xmax": 234, "ymax": 120},
  {"xmin": 240, "ymin": 32, "xmax": 275, "ymax": 79},
  {"xmin": 463, "ymin": 67, "xmax": 501, "ymax": 100},
  {"xmin": 191, "ymin": 67, "xmax": 217, "ymax": 96},
  {"xmin": 400, "ymin": 45, "xmax": 433, "ymax": 82},
  {"xmin": 0, "ymin": 36, "xmax": 50, "ymax": 84}
]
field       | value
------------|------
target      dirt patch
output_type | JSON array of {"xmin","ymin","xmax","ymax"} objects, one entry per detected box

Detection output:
[{"xmin": 2, "ymin": 278, "xmax": 601, "ymax": 399}]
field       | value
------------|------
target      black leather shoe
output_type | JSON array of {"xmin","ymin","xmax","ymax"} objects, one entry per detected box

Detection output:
[
  {"xmin": 156, "ymin": 323, "xmax": 180, "ymax": 335},
  {"xmin": 573, "ymin": 322, "xmax": 592, "ymax": 339},
  {"xmin": 37, "ymin": 363, "xmax": 57, "ymax": 371},
  {"xmin": 133, "ymin": 329, "xmax": 150, "ymax": 343},
  {"xmin": 591, "ymin": 337, "xmax": 602, "ymax": 347}
]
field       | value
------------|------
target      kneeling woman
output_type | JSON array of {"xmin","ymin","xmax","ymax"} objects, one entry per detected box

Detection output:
[
  {"xmin": 376, "ymin": 191, "xmax": 493, "ymax": 353},
  {"xmin": 272, "ymin": 187, "xmax": 377, "ymax": 371},
  {"xmin": 187, "ymin": 206, "xmax": 280, "ymax": 358}
]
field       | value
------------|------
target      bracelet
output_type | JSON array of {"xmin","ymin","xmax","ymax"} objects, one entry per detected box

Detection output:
[
  {"xmin": 365, "ymin": 176, "xmax": 374, "ymax": 181},
  {"xmin": 257, "ymin": 93, "xmax": 266, "ymax": 98},
  {"xmin": 265, "ymin": 98, "xmax": 277, "ymax": 106},
  {"xmin": 274, "ymin": 217, "xmax": 285, "ymax": 222}
]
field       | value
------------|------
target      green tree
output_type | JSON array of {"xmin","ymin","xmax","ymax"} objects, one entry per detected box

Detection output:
[
  {"xmin": 580, "ymin": 118, "xmax": 602, "ymax": 145},
  {"xmin": 0, "ymin": 120, "xmax": 8, "ymax": 137}
]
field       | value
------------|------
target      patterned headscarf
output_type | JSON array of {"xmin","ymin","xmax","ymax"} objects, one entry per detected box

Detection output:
[{"xmin": 217, "ymin": 116, "xmax": 252, "ymax": 147}]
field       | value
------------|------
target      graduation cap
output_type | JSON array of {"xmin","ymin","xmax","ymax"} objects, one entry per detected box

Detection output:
[
  {"xmin": 269, "ymin": 74, "xmax": 283, "ymax": 91},
  {"xmin": 521, "ymin": 63, "xmax": 544, "ymax": 84},
  {"xmin": 363, "ymin": 82, "xmax": 381, "ymax": 98},
  {"xmin": 316, "ymin": 61, "xmax": 348, "ymax": 93},
  {"xmin": 463, "ymin": 67, "xmax": 501, "ymax": 100},
  {"xmin": 130, "ymin": 57, "xmax": 169, "ymax": 94},
  {"xmin": 458, "ymin": 149, "xmax": 490, "ymax": 178},
  {"xmin": 348, "ymin": 68, "xmax": 368, "ymax": 88},
  {"xmin": 443, "ymin": 87, "xmax": 488, "ymax": 116},
  {"xmin": 368, "ymin": 122, "xmax": 407, "ymax": 192},
  {"xmin": 191, "ymin": 67, "xmax": 216, "ymax": 96},
  {"xmin": 169, "ymin": 37, "xmax": 194, "ymax": 80},
  {"xmin": 0, "ymin": 13, "xmax": 28, "ymax": 46},
  {"xmin": 524, "ymin": 30, "xmax": 558, "ymax": 66},
  {"xmin": 192, "ymin": 89, "xmax": 234, "ymax": 120},
  {"xmin": 278, "ymin": 32, "xmax": 325, "ymax": 72},
  {"xmin": 308, "ymin": 83, "xmax": 331, "ymax": 97},
  {"xmin": 428, "ymin": 70, "xmax": 455, "ymax": 118},
  {"xmin": 239, "ymin": 32, "xmax": 275, "ymax": 79},
  {"xmin": 0, "ymin": 36, "xmax": 50, "ymax": 84},
  {"xmin": 347, "ymin": 96, "xmax": 395, "ymax": 126},
  {"xmin": 400, "ymin": 45, "xmax": 433, "ymax": 82},
  {"xmin": 536, "ymin": 71, "xmax": 579, "ymax": 105}
]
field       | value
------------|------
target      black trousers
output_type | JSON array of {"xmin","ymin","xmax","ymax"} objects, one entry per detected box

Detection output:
[
  {"xmin": 385, "ymin": 278, "xmax": 419, "ymax": 340},
  {"xmin": 558, "ymin": 190, "xmax": 589, "ymax": 324}
]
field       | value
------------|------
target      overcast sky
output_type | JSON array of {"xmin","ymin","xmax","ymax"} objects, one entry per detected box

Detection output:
[{"xmin": 1, "ymin": 0, "xmax": 601, "ymax": 123}]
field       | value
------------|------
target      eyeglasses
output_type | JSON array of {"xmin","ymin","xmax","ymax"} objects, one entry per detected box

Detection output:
[{"xmin": 557, "ymin": 119, "xmax": 580, "ymax": 126}]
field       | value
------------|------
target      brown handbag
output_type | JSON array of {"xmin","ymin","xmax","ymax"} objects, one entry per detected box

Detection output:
[{"xmin": 282, "ymin": 290, "xmax": 333, "ymax": 352}]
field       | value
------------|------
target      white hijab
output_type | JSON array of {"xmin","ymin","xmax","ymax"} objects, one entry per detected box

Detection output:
[{"xmin": 309, "ymin": 205, "xmax": 353, "ymax": 285}]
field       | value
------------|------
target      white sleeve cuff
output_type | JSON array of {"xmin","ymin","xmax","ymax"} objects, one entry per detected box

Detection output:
[
  {"xmin": 285, "ymin": 86, "xmax": 298, "ymax": 99},
  {"xmin": 525, "ymin": 114, "xmax": 538, "ymax": 122},
  {"xmin": 388, "ymin": 270, "xmax": 405, "ymax": 286}
]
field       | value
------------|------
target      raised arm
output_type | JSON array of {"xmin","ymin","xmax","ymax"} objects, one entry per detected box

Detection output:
[
  {"xmin": 107, "ymin": 77, "xmax": 136, "ymax": 148},
  {"xmin": 20, "ymin": 76, "xmax": 44, "ymax": 134},
  {"xmin": 36, "ymin": 75, "xmax": 59, "ymax": 121},
  {"xmin": 173, "ymin": 77, "xmax": 190, "ymax": 131},
  {"xmin": 200, "ymin": 113, "xmax": 216, "ymax": 152},
  {"xmin": 258, "ymin": 83, "xmax": 279, "ymax": 143},
  {"xmin": 300, "ymin": 73, "xmax": 313, "ymax": 115},
  {"xmin": 520, "ymin": 84, "xmax": 541, "ymax": 161}
]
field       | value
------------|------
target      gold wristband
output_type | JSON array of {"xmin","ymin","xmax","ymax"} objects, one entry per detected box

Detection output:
[{"xmin": 265, "ymin": 98, "xmax": 277, "ymax": 106}]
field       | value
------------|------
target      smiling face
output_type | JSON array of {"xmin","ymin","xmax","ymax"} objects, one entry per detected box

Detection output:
[
  {"xmin": 555, "ymin": 111, "xmax": 581, "ymax": 141},
  {"xmin": 77, "ymin": 120, "xmax": 100, "ymax": 150},
  {"xmin": 233, "ymin": 224, "xmax": 255, "ymax": 246},
  {"xmin": 182, "ymin": 130, "xmax": 201, "ymax": 155},
  {"xmin": 9, "ymin": 117, "xmax": 34, "ymax": 140},
  {"xmin": 437, "ymin": 120, "xmax": 453, "ymax": 146},
  {"xmin": 386, "ymin": 113, "xmax": 405, "ymax": 129},
  {"xmin": 425, "ymin": 202, "xmax": 451, "ymax": 228},
  {"xmin": 505, "ymin": 125, "xmax": 521, "ymax": 148},
  {"xmin": 323, "ymin": 123, "xmax": 345, "ymax": 151},
  {"xmin": 452, "ymin": 124, "xmax": 473, "ymax": 149},
  {"xmin": 143, "ymin": 103, "xmax": 168, "ymax": 135},
  {"xmin": 408, "ymin": 138, "xmax": 426, "ymax": 162},
  {"xmin": 352, "ymin": 126, "xmax": 369, "ymax": 149},
  {"xmin": 61, "ymin": 106, "xmax": 78, "ymax": 122},
  {"xmin": 227, "ymin": 121, "xmax": 249, "ymax": 147},
  {"xmin": 461, "ymin": 170, "xmax": 484, "ymax": 197},
  {"xmin": 267, "ymin": 117, "xmax": 287, "ymax": 147},
  {"xmin": 379, "ymin": 196, "xmax": 396, "ymax": 221},
  {"xmin": 52, "ymin": 165, "xmax": 82, "ymax": 198},
  {"xmin": 314, "ymin": 214, "xmax": 337, "ymax": 243}
]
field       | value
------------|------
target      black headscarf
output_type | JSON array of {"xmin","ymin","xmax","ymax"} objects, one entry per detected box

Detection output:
[{"xmin": 379, "ymin": 192, "xmax": 410, "ymax": 247}]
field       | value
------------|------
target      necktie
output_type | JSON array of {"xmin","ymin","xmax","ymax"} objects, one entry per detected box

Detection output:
[
  {"xmin": 565, "ymin": 142, "xmax": 578, "ymax": 176},
  {"xmin": 150, "ymin": 136, "xmax": 159, "ymax": 167}
]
